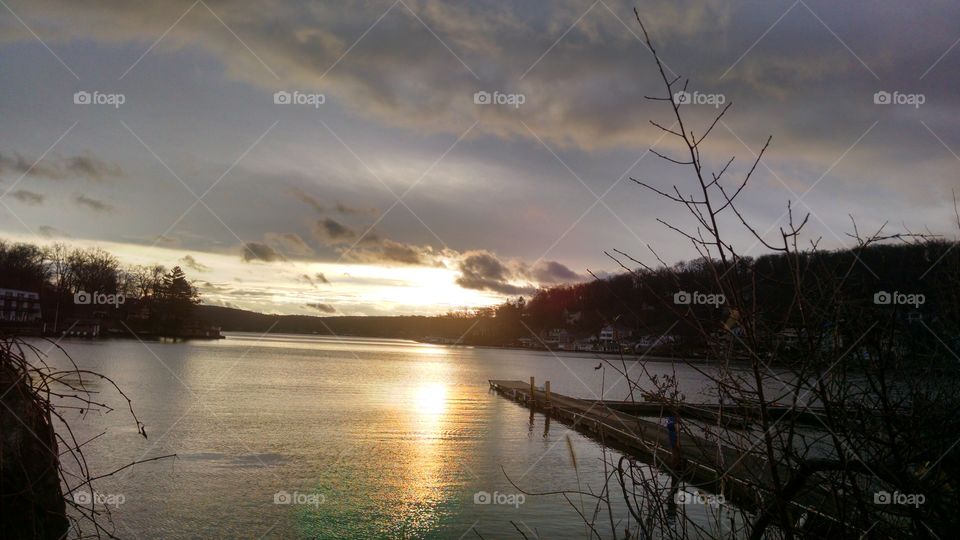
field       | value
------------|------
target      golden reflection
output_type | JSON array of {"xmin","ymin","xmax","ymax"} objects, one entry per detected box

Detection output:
[
  {"xmin": 410, "ymin": 344, "xmax": 446, "ymax": 357},
  {"xmin": 413, "ymin": 382, "xmax": 448, "ymax": 416},
  {"xmin": 385, "ymin": 374, "xmax": 455, "ymax": 535}
]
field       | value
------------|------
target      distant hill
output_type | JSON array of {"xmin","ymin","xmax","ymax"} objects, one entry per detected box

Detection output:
[{"xmin": 194, "ymin": 304, "xmax": 478, "ymax": 340}]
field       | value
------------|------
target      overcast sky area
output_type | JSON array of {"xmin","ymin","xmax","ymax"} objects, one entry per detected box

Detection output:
[{"xmin": 1, "ymin": 0, "xmax": 958, "ymax": 316}]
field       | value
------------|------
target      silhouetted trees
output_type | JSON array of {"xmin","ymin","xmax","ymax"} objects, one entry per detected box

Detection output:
[
  {"xmin": 154, "ymin": 266, "xmax": 200, "ymax": 332},
  {"xmin": 0, "ymin": 240, "xmax": 204, "ymax": 335}
]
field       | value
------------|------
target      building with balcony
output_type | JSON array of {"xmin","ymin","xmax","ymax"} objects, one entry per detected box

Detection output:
[{"xmin": 0, "ymin": 288, "xmax": 42, "ymax": 322}]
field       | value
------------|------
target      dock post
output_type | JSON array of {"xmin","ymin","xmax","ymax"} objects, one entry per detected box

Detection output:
[
  {"xmin": 545, "ymin": 381, "xmax": 551, "ymax": 409},
  {"xmin": 529, "ymin": 376, "xmax": 535, "ymax": 407}
]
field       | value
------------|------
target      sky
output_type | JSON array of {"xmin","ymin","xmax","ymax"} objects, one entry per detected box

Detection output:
[{"xmin": 0, "ymin": 0, "xmax": 958, "ymax": 315}]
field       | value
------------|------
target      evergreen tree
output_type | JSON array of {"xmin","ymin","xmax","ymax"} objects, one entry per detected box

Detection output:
[{"xmin": 157, "ymin": 266, "xmax": 200, "ymax": 331}]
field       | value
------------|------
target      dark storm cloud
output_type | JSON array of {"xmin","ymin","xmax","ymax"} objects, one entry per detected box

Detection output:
[
  {"xmin": 241, "ymin": 242, "xmax": 285, "ymax": 262},
  {"xmin": 314, "ymin": 217, "xmax": 355, "ymax": 242},
  {"xmin": 529, "ymin": 260, "xmax": 583, "ymax": 284},
  {"xmin": 455, "ymin": 250, "xmax": 535, "ymax": 295}
]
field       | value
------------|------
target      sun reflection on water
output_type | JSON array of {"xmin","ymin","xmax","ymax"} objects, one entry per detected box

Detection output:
[{"xmin": 413, "ymin": 382, "xmax": 448, "ymax": 416}]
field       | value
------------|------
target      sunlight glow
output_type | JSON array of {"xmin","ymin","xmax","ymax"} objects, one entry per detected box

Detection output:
[{"xmin": 412, "ymin": 383, "xmax": 448, "ymax": 416}]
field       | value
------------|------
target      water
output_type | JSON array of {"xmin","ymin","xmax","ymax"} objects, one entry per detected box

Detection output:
[{"xmin": 40, "ymin": 333, "xmax": 731, "ymax": 539}]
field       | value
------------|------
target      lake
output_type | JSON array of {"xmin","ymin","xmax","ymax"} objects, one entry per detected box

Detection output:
[{"xmin": 41, "ymin": 333, "xmax": 733, "ymax": 539}]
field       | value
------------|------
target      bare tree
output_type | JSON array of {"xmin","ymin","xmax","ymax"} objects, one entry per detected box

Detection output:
[
  {"xmin": 512, "ymin": 8, "xmax": 959, "ymax": 539},
  {"xmin": 1, "ymin": 335, "xmax": 174, "ymax": 539}
]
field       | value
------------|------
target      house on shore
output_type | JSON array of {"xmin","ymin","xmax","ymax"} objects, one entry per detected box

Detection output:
[
  {"xmin": 0, "ymin": 288, "xmax": 42, "ymax": 323},
  {"xmin": 542, "ymin": 328, "xmax": 575, "ymax": 349}
]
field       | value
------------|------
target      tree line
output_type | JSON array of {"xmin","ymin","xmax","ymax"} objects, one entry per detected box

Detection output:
[{"xmin": 0, "ymin": 240, "xmax": 200, "ymax": 333}]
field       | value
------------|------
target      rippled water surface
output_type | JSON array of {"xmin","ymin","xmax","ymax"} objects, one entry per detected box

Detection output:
[{"xmin": 44, "ymin": 333, "xmax": 726, "ymax": 539}]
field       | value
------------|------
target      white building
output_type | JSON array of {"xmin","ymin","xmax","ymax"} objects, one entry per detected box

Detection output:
[
  {"xmin": 600, "ymin": 325, "xmax": 632, "ymax": 342},
  {"xmin": 599, "ymin": 325, "xmax": 616, "ymax": 342},
  {"xmin": 0, "ymin": 288, "xmax": 42, "ymax": 322}
]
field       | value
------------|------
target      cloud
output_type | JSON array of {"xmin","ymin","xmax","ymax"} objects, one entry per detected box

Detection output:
[
  {"xmin": 297, "ymin": 272, "xmax": 330, "ymax": 287},
  {"xmin": 9, "ymin": 190, "xmax": 44, "ymax": 205},
  {"xmin": 73, "ymin": 194, "xmax": 114, "ymax": 213},
  {"xmin": 63, "ymin": 154, "xmax": 124, "ymax": 180},
  {"xmin": 7, "ymin": 0, "xmax": 960, "ymax": 163},
  {"xmin": 197, "ymin": 280, "xmax": 229, "ymax": 292},
  {"xmin": 180, "ymin": 254, "xmax": 210, "ymax": 273},
  {"xmin": 341, "ymin": 238, "xmax": 440, "ymax": 266},
  {"xmin": 0, "ymin": 151, "xmax": 124, "ymax": 181},
  {"xmin": 154, "ymin": 234, "xmax": 178, "ymax": 246},
  {"xmin": 264, "ymin": 232, "xmax": 315, "ymax": 257},
  {"xmin": 335, "ymin": 202, "xmax": 375, "ymax": 215},
  {"xmin": 241, "ymin": 242, "xmax": 285, "ymax": 262},
  {"xmin": 306, "ymin": 302, "xmax": 336, "ymax": 313},
  {"xmin": 314, "ymin": 217, "xmax": 355, "ymax": 242},
  {"xmin": 455, "ymin": 250, "xmax": 535, "ymax": 295},
  {"xmin": 378, "ymin": 239, "xmax": 430, "ymax": 264},
  {"xmin": 38, "ymin": 225, "xmax": 68, "ymax": 238},
  {"xmin": 292, "ymin": 189, "xmax": 325, "ymax": 213},
  {"xmin": 529, "ymin": 260, "xmax": 583, "ymax": 284}
]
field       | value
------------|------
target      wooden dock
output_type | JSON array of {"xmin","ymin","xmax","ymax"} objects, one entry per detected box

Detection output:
[
  {"xmin": 597, "ymin": 398, "xmax": 827, "ymax": 427},
  {"xmin": 489, "ymin": 378, "xmax": 841, "ymax": 526}
]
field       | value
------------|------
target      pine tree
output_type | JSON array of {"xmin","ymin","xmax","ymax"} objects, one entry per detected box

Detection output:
[{"xmin": 157, "ymin": 266, "xmax": 200, "ymax": 331}]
